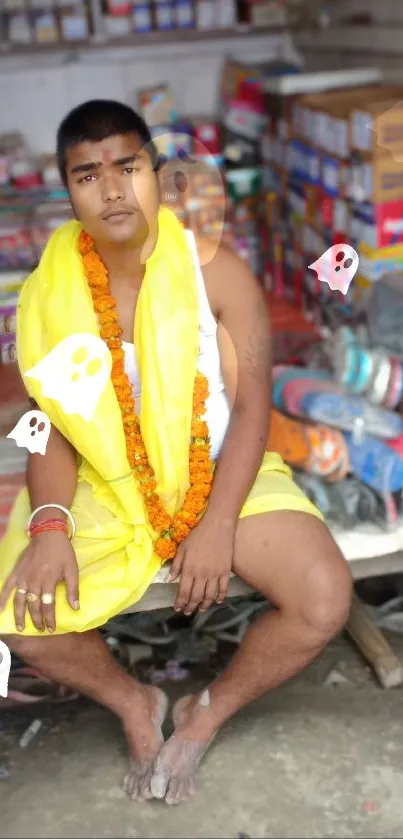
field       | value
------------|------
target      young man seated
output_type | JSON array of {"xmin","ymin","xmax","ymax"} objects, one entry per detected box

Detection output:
[{"xmin": 0, "ymin": 100, "xmax": 352, "ymax": 806}]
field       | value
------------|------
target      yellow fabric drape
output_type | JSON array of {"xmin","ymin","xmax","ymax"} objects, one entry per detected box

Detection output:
[{"xmin": 0, "ymin": 207, "xmax": 322, "ymax": 635}]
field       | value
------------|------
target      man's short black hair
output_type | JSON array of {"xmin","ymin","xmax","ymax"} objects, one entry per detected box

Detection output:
[{"xmin": 56, "ymin": 98, "xmax": 158, "ymax": 186}]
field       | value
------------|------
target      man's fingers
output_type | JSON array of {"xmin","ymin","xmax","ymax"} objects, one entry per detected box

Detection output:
[
  {"xmin": 13, "ymin": 586, "xmax": 28, "ymax": 632},
  {"xmin": 0, "ymin": 572, "xmax": 17, "ymax": 612},
  {"xmin": 26, "ymin": 589, "xmax": 45, "ymax": 632},
  {"xmin": 168, "ymin": 546, "xmax": 185, "ymax": 582},
  {"xmin": 184, "ymin": 579, "xmax": 207, "ymax": 615},
  {"xmin": 217, "ymin": 573, "xmax": 230, "ymax": 604},
  {"xmin": 199, "ymin": 578, "xmax": 218, "ymax": 613},
  {"xmin": 174, "ymin": 573, "xmax": 193, "ymax": 612},
  {"xmin": 64, "ymin": 564, "xmax": 79, "ymax": 611},
  {"xmin": 41, "ymin": 587, "xmax": 57, "ymax": 633}
]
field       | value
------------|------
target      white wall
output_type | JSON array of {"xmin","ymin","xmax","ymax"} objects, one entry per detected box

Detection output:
[{"xmin": 1, "ymin": 31, "xmax": 301, "ymax": 154}]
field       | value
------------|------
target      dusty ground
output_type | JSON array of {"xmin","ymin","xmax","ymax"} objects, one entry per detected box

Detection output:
[{"xmin": 1, "ymin": 634, "xmax": 403, "ymax": 839}]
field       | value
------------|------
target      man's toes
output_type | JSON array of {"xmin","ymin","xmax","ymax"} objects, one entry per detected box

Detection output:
[
  {"xmin": 123, "ymin": 765, "xmax": 153, "ymax": 801},
  {"xmin": 165, "ymin": 778, "xmax": 181, "ymax": 806},
  {"xmin": 166, "ymin": 777, "xmax": 191, "ymax": 806},
  {"xmin": 150, "ymin": 757, "xmax": 169, "ymax": 800},
  {"xmin": 138, "ymin": 769, "xmax": 154, "ymax": 801},
  {"xmin": 123, "ymin": 769, "xmax": 135, "ymax": 797}
]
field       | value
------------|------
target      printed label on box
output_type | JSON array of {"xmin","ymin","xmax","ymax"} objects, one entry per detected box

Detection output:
[
  {"xmin": 287, "ymin": 186, "xmax": 305, "ymax": 219},
  {"xmin": 317, "ymin": 113, "xmax": 328, "ymax": 151},
  {"xmin": 334, "ymin": 199, "xmax": 348, "ymax": 233},
  {"xmin": 321, "ymin": 156, "xmax": 339, "ymax": 196},
  {"xmin": 350, "ymin": 162, "xmax": 372, "ymax": 203},
  {"xmin": 333, "ymin": 118, "xmax": 349, "ymax": 159},
  {"xmin": 306, "ymin": 148, "xmax": 320, "ymax": 185},
  {"xmin": 352, "ymin": 109, "xmax": 372, "ymax": 153},
  {"xmin": 302, "ymin": 108, "xmax": 312, "ymax": 143}
]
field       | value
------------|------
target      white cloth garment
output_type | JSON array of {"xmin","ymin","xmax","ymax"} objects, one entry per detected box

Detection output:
[{"xmin": 122, "ymin": 230, "xmax": 230, "ymax": 461}]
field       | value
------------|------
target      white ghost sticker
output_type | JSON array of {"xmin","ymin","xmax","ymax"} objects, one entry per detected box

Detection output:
[
  {"xmin": 0, "ymin": 640, "xmax": 11, "ymax": 698},
  {"xmin": 7, "ymin": 409, "xmax": 51, "ymax": 455},
  {"xmin": 308, "ymin": 244, "xmax": 359, "ymax": 295},
  {"xmin": 23, "ymin": 334, "xmax": 112, "ymax": 422}
]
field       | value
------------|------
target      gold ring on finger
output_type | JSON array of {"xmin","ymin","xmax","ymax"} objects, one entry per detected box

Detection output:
[
  {"xmin": 16, "ymin": 587, "xmax": 28, "ymax": 595},
  {"xmin": 26, "ymin": 592, "xmax": 39, "ymax": 603},
  {"xmin": 41, "ymin": 593, "xmax": 54, "ymax": 605}
]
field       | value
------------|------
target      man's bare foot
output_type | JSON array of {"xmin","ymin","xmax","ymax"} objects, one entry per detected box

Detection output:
[
  {"xmin": 122, "ymin": 684, "xmax": 169, "ymax": 801},
  {"xmin": 150, "ymin": 692, "xmax": 219, "ymax": 806}
]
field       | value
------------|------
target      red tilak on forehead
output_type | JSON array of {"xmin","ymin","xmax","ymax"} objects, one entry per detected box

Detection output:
[{"xmin": 102, "ymin": 150, "xmax": 114, "ymax": 164}]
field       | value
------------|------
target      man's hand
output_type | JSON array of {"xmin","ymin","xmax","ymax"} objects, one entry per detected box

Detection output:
[
  {"xmin": 169, "ymin": 517, "xmax": 235, "ymax": 615},
  {"xmin": 0, "ymin": 532, "xmax": 79, "ymax": 633}
]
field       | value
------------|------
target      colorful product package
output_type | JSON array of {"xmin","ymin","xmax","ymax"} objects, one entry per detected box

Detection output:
[{"xmin": 0, "ymin": 333, "xmax": 17, "ymax": 364}]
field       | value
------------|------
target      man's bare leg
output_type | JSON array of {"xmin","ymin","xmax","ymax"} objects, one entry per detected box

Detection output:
[
  {"xmin": 151, "ymin": 511, "xmax": 352, "ymax": 805},
  {"xmin": 5, "ymin": 629, "xmax": 168, "ymax": 800}
]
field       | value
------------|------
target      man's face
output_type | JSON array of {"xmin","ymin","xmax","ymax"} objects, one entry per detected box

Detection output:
[{"xmin": 66, "ymin": 132, "xmax": 160, "ymax": 245}]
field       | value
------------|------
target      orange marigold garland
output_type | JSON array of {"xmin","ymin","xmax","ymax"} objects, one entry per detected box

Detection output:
[{"xmin": 78, "ymin": 229, "xmax": 213, "ymax": 560}]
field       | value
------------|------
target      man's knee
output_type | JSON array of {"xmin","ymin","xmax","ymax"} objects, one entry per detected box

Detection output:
[
  {"xmin": 2, "ymin": 633, "xmax": 43, "ymax": 659},
  {"xmin": 298, "ymin": 548, "xmax": 352, "ymax": 644}
]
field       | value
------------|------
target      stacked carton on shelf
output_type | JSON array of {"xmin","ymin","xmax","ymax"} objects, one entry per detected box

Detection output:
[{"xmin": 262, "ymin": 70, "xmax": 403, "ymax": 323}]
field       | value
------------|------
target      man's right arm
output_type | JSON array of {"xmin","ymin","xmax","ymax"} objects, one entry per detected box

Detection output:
[{"xmin": 27, "ymin": 423, "xmax": 78, "ymax": 527}]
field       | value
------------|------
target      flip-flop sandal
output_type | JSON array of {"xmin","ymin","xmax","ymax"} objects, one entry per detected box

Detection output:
[
  {"xmin": 332, "ymin": 331, "xmax": 375, "ymax": 396},
  {"xmin": 292, "ymin": 471, "xmax": 331, "ymax": 517},
  {"xmin": 344, "ymin": 432, "xmax": 403, "ymax": 493},
  {"xmin": 281, "ymin": 378, "xmax": 343, "ymax": 419},
  {"xmin": 365, "ymin": 350, "xmax": 392, "ymax": 406},
  {"xmin": 302, "ymin": 392, "xmax": 403, "ymax": 439},
  {"xmin": 267, "ymin": 410, "xmax": 311, "ymax": 469},
  {"xmin": 325, "ymin": 433, "xmax": 351, "ymax": 482},
  {"xmin": 383, "ymin": 357, "xmax": 403, "ymax": 410},
  {"xmin": 0, "ymin": 670, "xmax": 79, "ymax": 709},
  {"xmin": 305, "ymin": 425, "xmax": 346, "ymax": 478},
  {"xmin": 325, "ymin": 478, "xmax": 363, "ymax": 529},
  {"xmin": 387, "ymin": 434, "xmax": 403, "ymax": 458},
  {"xmin": 272, "ymin": 366, "xmax": 333, "ymax": 410}
]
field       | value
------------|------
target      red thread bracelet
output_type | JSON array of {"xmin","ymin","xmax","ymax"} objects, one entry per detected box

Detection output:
[{"xmin": 29, "ymin": 519, "xmax": 68, "ymax": 538}]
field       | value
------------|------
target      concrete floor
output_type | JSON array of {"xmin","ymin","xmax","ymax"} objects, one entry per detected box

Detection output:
[{"xmin": 1, "ymin": 635, "xmax": 403, "ymax": 839}]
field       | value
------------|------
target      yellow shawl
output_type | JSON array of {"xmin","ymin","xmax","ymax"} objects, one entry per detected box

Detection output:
[{"xmin": 2, "ymin": 208, "xmax": 200, "ymax": 611}]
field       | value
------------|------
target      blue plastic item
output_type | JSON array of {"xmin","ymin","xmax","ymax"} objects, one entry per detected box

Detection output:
[{"xmin": 344, "ymin": 432, "xmax": 403, "ymax": 493}]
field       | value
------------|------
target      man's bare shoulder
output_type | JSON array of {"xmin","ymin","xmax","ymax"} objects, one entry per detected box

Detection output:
[{"xmin": 193, "ymin": 233, "xmax": 266, "ymax": 316}]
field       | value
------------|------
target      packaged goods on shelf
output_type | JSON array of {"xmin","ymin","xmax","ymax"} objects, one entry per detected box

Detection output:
[
  {"xmin": 105, "ymin": 14, "xmax": 132, "ymax": 34},
  {"xmin": 59, "ymin": 2, "xmax": 91, "ymax": 40},
  {"xmin": 249, "ymin": 0, "xmax": 286, "ymax": 28},
  {"xmin": 0, "ymin": 333, "xmax": 16, "ymax": 365},
  {"xmin": 174, "ymin": 0, "xmax": 195, "ymax": 29},
  {"xmin": 154, "ymin": 0, "xmax": 175, "ymax": 30},
  {"xmin": 261, "ymin": 73, "xmax": 403, "ymax": 321},
  {"xmin": 138, "ymin": 84, "xmax": 176, "ymax": 127},
  {"xmin": 196, "ymin": 0, "xmax": 236, "ymax": 29},
  {"xmin": 0, "ymin": 295, "xmax": 17, "ymax": 336},
  {"xmin": 0, "ymin": 271, "xmax": 28, "ymax": 296},
  {"xmin": 33, "ymin": 9, "xmax": 60, "ymax": 42},
  {"xmin": 131, "ymin": 3, "xmax": 153, "ymax": 32},
  {"xmin": 6, "ymin": 11, "xmax": 33, "ymax": 44}
]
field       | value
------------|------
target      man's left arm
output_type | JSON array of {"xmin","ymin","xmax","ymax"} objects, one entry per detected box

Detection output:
[
  {"xmin": 203, "ymin": 248, "xmax": 272, "ymax": 526},
  {"xmin": 169, "ymin": 245, "xmax": 272, "ymax": 613}
]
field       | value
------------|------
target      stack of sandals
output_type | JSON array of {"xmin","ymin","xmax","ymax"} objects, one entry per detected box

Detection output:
[{"xmin": 268, "ymin": 365, "xmax": 403, "ymax": 529}]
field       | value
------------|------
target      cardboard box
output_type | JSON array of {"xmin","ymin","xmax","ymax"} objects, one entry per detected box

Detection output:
[
  {"xmin": 292, "ymin": 87, "xmax": 386, "ymax": 147},
  {"xmin": 294, "ymin": 85, "xmax": 403, "ymax": 159},
  {"xmin": 349, "ymin": 154, "xmax": 403, "ymax": 204},
  {"xmin": 351, "ymin": 97, "xmax": 403, "ymax": 158},
  {"xmin": 138, "ymin": 85, "xmax": 175, "ymax": 127},
  {"xmin": 352, "ymin": 198, "xmax": 403, "ymax": 251}
]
